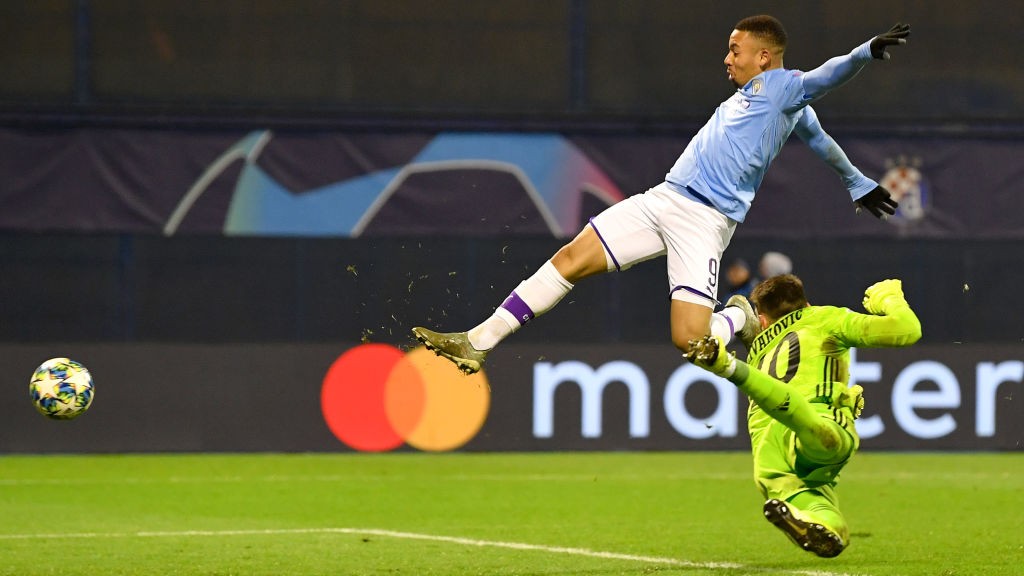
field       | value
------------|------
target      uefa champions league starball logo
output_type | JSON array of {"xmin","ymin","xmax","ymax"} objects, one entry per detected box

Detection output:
[{"xmin": 878, "ymin": 155, "xmax": 929, "ymax": 221}]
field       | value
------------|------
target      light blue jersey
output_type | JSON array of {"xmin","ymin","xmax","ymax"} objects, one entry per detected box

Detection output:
[{"xmin": 666, "ymin": 41, "xmax": 877, "ymax": 222}]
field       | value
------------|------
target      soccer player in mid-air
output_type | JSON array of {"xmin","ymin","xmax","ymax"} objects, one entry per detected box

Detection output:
[
  {"xmin": 685, "ymin": 275, "xmax": 922, "ymax": 557},
  {"xmin": 413, "ymin": 16, "xmax": 910, "ymax": 374}
]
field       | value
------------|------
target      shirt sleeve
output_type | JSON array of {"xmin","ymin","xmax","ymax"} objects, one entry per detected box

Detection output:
[
  {"xmin": 834, "ymin": 303, "xmax": 923, "ymax": 348},
  {"xmin": 793, "ymin": 106, "xmax": 878, "ymax": 201},
  {"xmin": 787, "ymin": 40, "xmax": 874, "ymax": 111}
]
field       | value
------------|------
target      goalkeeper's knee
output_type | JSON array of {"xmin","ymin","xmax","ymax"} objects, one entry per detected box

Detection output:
[{"xmin": 795, "ymin": 422, "xmax": 855, "ymax": 465}]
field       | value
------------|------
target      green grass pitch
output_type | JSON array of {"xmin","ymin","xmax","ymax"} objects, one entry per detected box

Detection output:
[{"xmin": 2, "ymin": 452, "xmax": 1021, "ymax": 575}]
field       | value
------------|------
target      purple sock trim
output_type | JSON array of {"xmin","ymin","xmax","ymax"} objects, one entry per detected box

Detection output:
[
  {"xmin": 723, "ymin": 313, "xmax": 736, "ymax": 339},
  {"xmin": 588, "ymin": 217, "xmax": 620, "ymax": 272},
  {"xmin": 501, "ymin": 291, "xmax": 535, "ymax": 325}
]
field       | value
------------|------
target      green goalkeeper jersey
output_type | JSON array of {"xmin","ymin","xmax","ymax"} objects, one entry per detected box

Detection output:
[
  {"xmin": 743, "ymin": 303, "xmax": 921, "ymax": 499},
  {"xmin": 745, "ymin": 303, "xmax": 921, "ymax": 429}
]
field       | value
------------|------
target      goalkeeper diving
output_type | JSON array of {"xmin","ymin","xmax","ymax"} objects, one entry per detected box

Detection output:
[{"xmin": 686, "ymin": 275, "xmax": 921, "ymax": 557}]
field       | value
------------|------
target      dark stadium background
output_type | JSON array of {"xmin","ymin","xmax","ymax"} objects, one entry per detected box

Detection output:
[{"xmin": 2, "ymin": 1, "xmax": 1020, "ymax": 452}]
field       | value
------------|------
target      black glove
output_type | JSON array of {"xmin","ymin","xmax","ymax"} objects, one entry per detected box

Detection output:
[
  {"xmin": 856, "ymin": 186, "xmax": 899, "ymax": 218},
  {"xmin": 870, "ymin": 23, "xmax": 910, "ymax": 60}
]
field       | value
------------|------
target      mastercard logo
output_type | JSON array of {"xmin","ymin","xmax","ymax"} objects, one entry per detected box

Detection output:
[{"xmin": 321, "ymin": 344, "xmax": 490, "ymax": 452}]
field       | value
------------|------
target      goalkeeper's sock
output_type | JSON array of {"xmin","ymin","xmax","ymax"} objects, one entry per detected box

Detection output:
[{"xmin": 788, "ymin": 490, "xmax": 848, "ymax": 543}]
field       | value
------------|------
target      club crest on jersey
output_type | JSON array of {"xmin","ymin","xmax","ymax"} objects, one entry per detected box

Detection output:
[
  {"xmin": 749, "ymin": 79, "xmax": 763, "ymax": 95},
  {"xmin": 879, "ymin": 155, "xmax": 930, "ymax": 222}
]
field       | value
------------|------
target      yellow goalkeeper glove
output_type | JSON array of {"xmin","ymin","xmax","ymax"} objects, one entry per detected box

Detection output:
[
  {"xmin": 684, "ymin": 335, "xmax": 737, "ymax": 377},
  {"xmin": 863, "ymin": 279, "xmax": 906, "ymax": 315},
  {"xmin": 838, "ymin": 384, "xmax": 865, "ymax": 419}
]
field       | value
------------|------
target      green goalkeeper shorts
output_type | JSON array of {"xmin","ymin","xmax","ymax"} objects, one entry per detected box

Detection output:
[{"xmin": 749, "ymin": 406, "xmax": 860, "ymax": 503}]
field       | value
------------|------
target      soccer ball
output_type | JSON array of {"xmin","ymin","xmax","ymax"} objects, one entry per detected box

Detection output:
[{"xmin": 29, "ymin": 358, "xmax": 95, "ymax": 420}]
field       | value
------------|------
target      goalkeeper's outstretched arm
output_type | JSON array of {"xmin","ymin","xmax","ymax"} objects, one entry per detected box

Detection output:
[{"xmin": 848, "ymin": 279, "xmax": 922, "ymax": 347}]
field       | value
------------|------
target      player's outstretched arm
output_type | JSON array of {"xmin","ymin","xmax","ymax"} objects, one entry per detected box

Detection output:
[
  {"xmin": 794, "ymin": 107, "xmax": 898, "ymax": 219},
  {"xmin": 849, "ymin": 279, "xmax": 922, "ymax": 347},
  {"xmin": 799, "ymin": 22, "xmax": 911, "ymax": 103},
  {"xmin": 794, "ymin": 107, "xmax": 875, "ymax": 189}
]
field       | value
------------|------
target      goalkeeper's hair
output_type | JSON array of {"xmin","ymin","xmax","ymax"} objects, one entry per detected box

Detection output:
[
  {"xmin": 735, "ymin": 15, "xmax": 788, "ymax": 53},
  {"xmin": 751, "ymin": 274, "xmax": 807, "ymax": 322}
]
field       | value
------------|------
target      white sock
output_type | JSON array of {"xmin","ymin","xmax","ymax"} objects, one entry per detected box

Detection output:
[
  {"xmin": 468, "ymin": 260, "xmax": 573, "ymax": 350},
  {"xmin": 467, "ymin": 312, "xmax": 518, "ymax": 352},
  {"xmin": 710, "ymin": 306, "xmax": 745, "ymax": 344}
]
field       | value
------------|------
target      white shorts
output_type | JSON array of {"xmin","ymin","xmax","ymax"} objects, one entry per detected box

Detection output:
[{"xmin": 589, "ymin": 182, "xmax": 736, "ymax": 307}]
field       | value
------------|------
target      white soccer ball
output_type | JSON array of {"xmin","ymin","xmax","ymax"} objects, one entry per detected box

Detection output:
[{"xmin": 29, "ymin": 358, "xmax": 95, "ymax": 420}]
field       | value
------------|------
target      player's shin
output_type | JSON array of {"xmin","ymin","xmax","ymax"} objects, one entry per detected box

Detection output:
[{"xmin": 467, "ymin": 260, "xmax": 573, "ymax": 351}]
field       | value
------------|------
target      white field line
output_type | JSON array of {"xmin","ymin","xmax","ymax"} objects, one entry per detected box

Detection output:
[{"xmin": 0, "ymin": 526, "xmax": 865, "ymax": 576}]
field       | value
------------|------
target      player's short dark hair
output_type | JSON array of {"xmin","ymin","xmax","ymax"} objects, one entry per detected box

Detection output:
[
  {"xmin": 735, "ymin": 15, "xmax": 788, "ymax": 52},
  {"xmin": 751, "ymin": 274, "xmax": 807, "ymax": 321}
]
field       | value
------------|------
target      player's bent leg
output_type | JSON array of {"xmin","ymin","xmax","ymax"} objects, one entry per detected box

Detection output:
[
  {"xmin": 670, "ymin": 300, "xmax": 713, "ymax": 353},
  {"xmin": 670, "ymin": 290, "xmax": 753, "ymax": 349},
  {"xmin": 551, "ymin": 225, "xmax": 613, "ymax": 282},
  {"xmin": 763, "ymin": 497, "xmax": 846, "ymax": 558},
  {"xmin": 726, "ymin": 360, "xmax": 855, "ymax": 463},
  {"xmin": 794, "ymin": 419, "xmax": 856, "ymax": 466}
]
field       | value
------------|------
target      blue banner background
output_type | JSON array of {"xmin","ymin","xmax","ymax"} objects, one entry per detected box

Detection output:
[{"xmin": 2, "ymin": 128, "xmax": 1021, "ymax": 239}]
